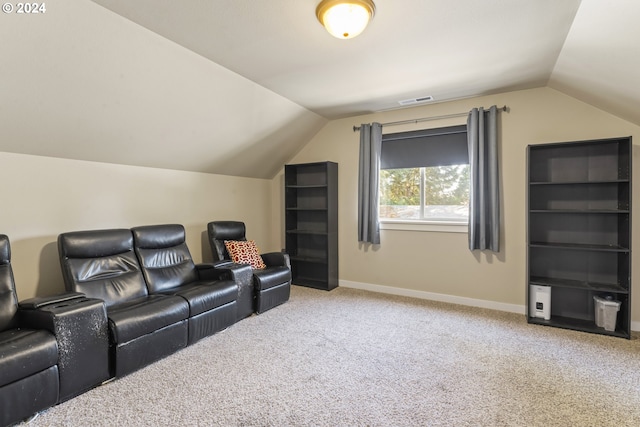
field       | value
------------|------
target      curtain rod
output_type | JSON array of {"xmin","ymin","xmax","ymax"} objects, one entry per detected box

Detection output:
[{"xmin": 352, "ymin": 105, "xmax": 508, "ymax": 132}]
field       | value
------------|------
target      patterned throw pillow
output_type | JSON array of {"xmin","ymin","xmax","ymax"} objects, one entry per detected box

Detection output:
[{"xmin": 223, "ymin": 240, "xmax": 266, "ymax": 270}]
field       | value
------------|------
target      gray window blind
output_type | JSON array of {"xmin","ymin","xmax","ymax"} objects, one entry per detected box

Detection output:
[{"xmin": 381, "ymin": 125, "xmax": 468, "ymax": 169}]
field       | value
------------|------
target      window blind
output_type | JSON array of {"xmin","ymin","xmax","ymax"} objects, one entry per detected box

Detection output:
[{"xmin": 380, "ymin": 125, "xmax": 468, "ymax": 169}]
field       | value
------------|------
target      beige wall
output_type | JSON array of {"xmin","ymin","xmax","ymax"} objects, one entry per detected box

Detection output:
[
  {"xmin": 5, "ymin": 86, "xmax": 639, "ymax": 325},
  {"xmin": 274, "ymin": 87, "xmax": 640, "ymax": 323},
  {"xmin": 0, "ymin": 153, "xmax": 273, "ymax": 301}
]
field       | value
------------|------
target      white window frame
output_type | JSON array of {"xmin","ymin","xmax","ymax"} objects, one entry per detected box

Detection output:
[{"xmin": 380, "ymin": 220, "xmax": 468, "ymax": 234}]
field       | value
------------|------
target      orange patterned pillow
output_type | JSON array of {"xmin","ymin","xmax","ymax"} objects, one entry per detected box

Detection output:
[{"xmin": 224, "ymin": 240, "xmax": 266, "ymax": 270}]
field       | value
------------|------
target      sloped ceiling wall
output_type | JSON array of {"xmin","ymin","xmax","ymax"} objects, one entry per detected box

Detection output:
[
  {"xmin": 0, "ymin": 0, "xmax": 326, "ymax": 179},
  {"xmin": 548, "ymin": 1, "xmax": 640, "ymax": 126},
  {"xmin": 1, "ymin": 1, "xmax": 639, "ymax": 180}
]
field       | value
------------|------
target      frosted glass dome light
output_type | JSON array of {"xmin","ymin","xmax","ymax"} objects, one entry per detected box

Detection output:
[{"xmin": 316, "ymin": 0, "xmax": 376, "ymax": 39}]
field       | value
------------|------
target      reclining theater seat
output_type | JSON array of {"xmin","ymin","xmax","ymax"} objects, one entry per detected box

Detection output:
[
  {"xmin": 0, "ymin": 235, "xmax": 59, "ymax": 427},
  {"xmin": 207, "ymin": 221, "xmax": 291, "ymax": 314},
  {"xmin": 131, "ymin": 224, "xmax": 239, "ymax": 344},
  {"xmin": 58, "ymin": 229, "xmax": 190, "ymax": 378}
]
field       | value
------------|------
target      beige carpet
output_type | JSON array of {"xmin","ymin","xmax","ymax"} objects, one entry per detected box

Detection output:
[{"xmin": 20, "ymin": 286, "xmax": 640, "ymax": 426}]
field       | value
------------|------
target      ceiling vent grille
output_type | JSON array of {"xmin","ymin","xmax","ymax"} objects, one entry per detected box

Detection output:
[{"xmin": 398, "ymin": 95, "xmax": 434, "ymax": 106}]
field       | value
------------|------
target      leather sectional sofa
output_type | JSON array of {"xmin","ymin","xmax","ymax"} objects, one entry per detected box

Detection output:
[
  {"xmin": 57, "ymin": 224, "xmax": 253, "ymax": 378},
  {"xmin": 1, "ymin": 223, "xmax": 281, "ymax": 426},
  {"xmin": 1, "ymin": 235, "xmax": 109, "ymax": 427}
]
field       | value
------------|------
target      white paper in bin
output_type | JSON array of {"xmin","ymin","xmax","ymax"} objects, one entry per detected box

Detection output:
[{"xmin": 593, "ymin": 296, "xmax": 621, "ymax": 331}]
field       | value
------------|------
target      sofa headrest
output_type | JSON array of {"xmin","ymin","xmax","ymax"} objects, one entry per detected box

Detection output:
[
  {"xmin": 0, "ymin": 234, "xmax": 17, "ymax": 332},
  {"xmin": 58, "ymin": 229, "xmax": 134, "ymax": 259},
  {"xmin": 0, "ymin": 235, "xmax": 10, "ymax": 265},
  {"xmin": 207, "ymin": 221, "xmax": 246, "ymax": 241},
  {"xmin": 131, "ymin": 224, "xmax": 185, "ymax": 249}
]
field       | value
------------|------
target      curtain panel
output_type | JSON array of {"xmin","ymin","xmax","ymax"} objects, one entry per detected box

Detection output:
[
  {"xmin": 467, "ymin": 106, "xmax": 500, "ymax": 252},
  {"xmin": 358, "ymin": 123, "xmax": 382, "ymax": 244}
]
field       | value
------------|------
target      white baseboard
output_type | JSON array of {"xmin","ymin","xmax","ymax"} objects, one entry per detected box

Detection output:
[
  {"xmin": 339, "ymin": 280, "xmax": 639, "ymax": 332},
  {"xmin": 339, "ymin": 280, "xmax": 526, "ymax": 314}
]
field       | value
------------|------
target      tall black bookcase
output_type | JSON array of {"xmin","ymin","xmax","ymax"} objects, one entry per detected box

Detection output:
[
  {"xmin": 285, "ymin": 161, "xmax": 338, "ymax": 290},
  {"xmin": 527, "ymin": 137, "xmax": 632, "ymax": 338}
]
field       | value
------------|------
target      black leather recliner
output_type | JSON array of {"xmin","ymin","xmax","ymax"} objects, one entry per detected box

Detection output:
[
  {"xmin": 0, "ymin": 234, "xmax": 60, "ymax": 427},
  {"xmin": 207, "ymin": 221, "xmax": 291, "ymax": 314},
  {"xmin": 58, "ymin": 229, "xmax": 190, "ymax": 378},
  {"xmin": 2, "ymin": 233, "xmax": 111, "ymax": 426},
  {"xmin": 131, "ymin": 224, "xmax": 241, "ymax": 344}
]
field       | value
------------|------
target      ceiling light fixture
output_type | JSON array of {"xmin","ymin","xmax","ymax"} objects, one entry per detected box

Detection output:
[{"xmin": 316, "ymin": 0, "xmax": 376, "ymax": 40}]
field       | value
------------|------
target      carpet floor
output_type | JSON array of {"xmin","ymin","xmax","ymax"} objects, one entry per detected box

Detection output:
[{"xmin": 20, "ymin": 286, "xmax": 640, "ymax": 426}]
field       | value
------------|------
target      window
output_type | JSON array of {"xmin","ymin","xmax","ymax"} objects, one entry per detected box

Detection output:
[{"xmin": 379, "ymin": 125, "xmax": 469, "ymax": 224}]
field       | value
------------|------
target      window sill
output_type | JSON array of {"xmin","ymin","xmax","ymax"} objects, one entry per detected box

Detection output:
[{"xmin": 380, "ymin": 220, "xmax": 468, "ymax": 234}]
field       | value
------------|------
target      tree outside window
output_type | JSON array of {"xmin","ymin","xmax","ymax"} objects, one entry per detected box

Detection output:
[{"xmin": 379, "ymin": 164, "xmax": 469, "ymax": 222}]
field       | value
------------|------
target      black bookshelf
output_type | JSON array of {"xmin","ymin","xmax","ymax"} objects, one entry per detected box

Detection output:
[
  {"xmin": 527, "ymin": 137, "xmax": 632, "ymax": 338},
  {"xmin": 285, "ymin": 162, "xmax": 338, "ymax": 290}
]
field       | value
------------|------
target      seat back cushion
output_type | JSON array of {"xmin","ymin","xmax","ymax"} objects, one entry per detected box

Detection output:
[
  {"xmin": 0, "ymin": 235, "xmax": 18, "ymax": 332},
  {"xmin": 58, "ymin": 229, "xmax": 148, "ymax": 308},
  {"xmin": 131, "ymin": 224, "xmax": 198, "ymax": 293},
  {"xmin": 207, "ymin": 221, "xmax": 246, "ymax": 261}
]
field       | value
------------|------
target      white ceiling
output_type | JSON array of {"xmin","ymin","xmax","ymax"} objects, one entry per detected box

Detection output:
[
  {"xmin": 91, "ymin": 0, "xmax": 583, "ymax": 119},
  {"xmin": 1, "ymin": 0, "xmax": 639, "ymax": 178}
]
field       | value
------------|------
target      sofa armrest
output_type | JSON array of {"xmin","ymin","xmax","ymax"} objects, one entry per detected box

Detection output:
[
  {"xmin": 19, "ymin": 292, "xmax": 86, "ymax": 310},
  {"xmin": 195, "ymin": 261, "xmax": 234, "ymax": 281},
  {"xmin": 18, "ymin": 293, "xmax": 111, "ymax": 402},
  {"xmin": 261, "ymin": 252, "xmax": 291, "ymax": 269},
  {"xmin": 212, "ymin": 259, "xmax": 234, "ymax": 268},
  {"xmin": 196, "ymin": 262, "xmax": 253, "ymax": 319},
  {"xmin": 213, "ymin": 263, "xmax": 254, "ymax": 320},
  {"xmin": 213, "ymin": 263, "xmax": 252, "ymax": 283}
]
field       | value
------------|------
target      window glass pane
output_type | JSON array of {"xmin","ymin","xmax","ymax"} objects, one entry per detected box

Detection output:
[
  {"xmin": 379, "ymin": 165, "xmax": 469, "ymax": 222},
  {"xmin": 379, "ymin": 168, "xmax": 420, "ymax": 219},
  {"xmin": 423, "ymin": 164, "xmax": 469, "ymax": 221}
]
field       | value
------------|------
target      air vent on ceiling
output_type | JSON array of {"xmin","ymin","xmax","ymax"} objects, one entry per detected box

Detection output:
[{"xmin": 398, "ymin": 95, "xmax": 434, "ymax": 106}]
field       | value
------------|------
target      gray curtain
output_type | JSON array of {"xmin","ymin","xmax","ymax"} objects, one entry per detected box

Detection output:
[
  {"xmin": 467, "ymin": 106, "xmax": 500, "ymax": 252},
  {"xmin": 358, "ymin": 123, "xmax": 382, "ymax": 244}
]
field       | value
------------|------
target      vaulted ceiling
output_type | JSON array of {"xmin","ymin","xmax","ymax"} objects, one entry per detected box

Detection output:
[{"xmin": 1, "ymin": 0, "xmax": 638, "ymax": 178}]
